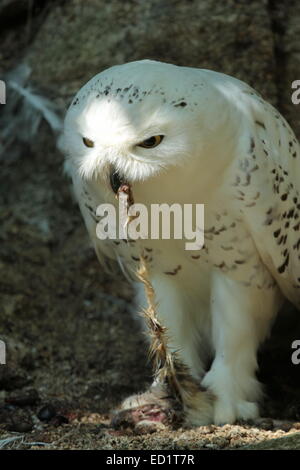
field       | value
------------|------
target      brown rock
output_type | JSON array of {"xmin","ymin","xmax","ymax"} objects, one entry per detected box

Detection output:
[{"xmin": 27, "ymin": 0, "xmax": 277, "ymax": 105}]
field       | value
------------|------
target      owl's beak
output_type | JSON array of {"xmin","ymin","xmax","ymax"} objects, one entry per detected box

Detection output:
[{"xmin": 109, "ymin": 167, "xmax": 127, "ymax": 194}]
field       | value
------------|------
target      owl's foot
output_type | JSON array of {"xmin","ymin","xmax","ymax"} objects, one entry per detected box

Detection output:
[
  {"xmin": 111, "ymin": 384, "xmax": 183, "ymax": 432},
  {"xmin": 201, "ymin": 363, "xmax": 261, "ymax": 425}
]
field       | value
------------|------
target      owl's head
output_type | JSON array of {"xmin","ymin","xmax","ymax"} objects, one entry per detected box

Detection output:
[{"xmin": 62, "ymin": 60, "xmax": 230, "ymax": 192}]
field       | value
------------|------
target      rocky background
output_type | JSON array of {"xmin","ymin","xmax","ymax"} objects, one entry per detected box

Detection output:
[{"xmin": 1, "ymin": 0, "xmax": 300, "ymax": 450}]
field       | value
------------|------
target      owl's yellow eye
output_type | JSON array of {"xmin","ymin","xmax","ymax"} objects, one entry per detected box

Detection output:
[
  {"xmin": 138, "ymin": 135, "xmax": 164, "ymax": 148},
  {"xmin": 82, "ymin": 137, "xmax": 94, "ymax": 148}
]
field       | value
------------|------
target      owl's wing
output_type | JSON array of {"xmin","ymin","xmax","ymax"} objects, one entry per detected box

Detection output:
[{"xmin": 234, "ymin": 91, "xmax": 300, "ymax": 307}]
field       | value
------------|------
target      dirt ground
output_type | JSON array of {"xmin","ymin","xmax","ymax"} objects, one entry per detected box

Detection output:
[{"xmin": 2, "ymin": 0, "xmax": 300, "ymax": 451}]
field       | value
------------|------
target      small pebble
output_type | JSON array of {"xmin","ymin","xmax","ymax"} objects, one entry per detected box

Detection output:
[{"xmin": 37, "ymin": 404, "xmax": 56, "ymax": 422}]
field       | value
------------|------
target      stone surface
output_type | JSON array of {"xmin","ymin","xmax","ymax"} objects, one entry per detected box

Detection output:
[{"xmin": 26, "ymin": 0, "xmax": 277, "ymax": 104}]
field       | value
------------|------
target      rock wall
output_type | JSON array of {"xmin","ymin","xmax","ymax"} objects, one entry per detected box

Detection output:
[{"xmin": 26, "ymin": 0, "xmax": 278, "ymax": 105}]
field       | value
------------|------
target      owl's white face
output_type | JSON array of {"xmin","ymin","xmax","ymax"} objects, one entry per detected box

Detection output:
[{"xmin": 62, "ymin": 60, "xmax": 225, "ymax": 192}]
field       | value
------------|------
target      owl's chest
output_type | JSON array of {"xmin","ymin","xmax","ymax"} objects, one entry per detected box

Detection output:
[
  {"xmin": 101, "ymin": 214, "xmax": 269, "ymax": 290},
  {"xmin": 83, "ymin": 180, "xmax": 271, "ymax": 290}
]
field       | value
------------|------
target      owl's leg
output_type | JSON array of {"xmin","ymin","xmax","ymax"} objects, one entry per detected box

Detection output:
[
  {"xmin": 151, "ymin": 276, "xmax": 208, "ymax": 380},
  {"xmin": 201, "ymin": 270, "xmax": 282, "ymax": 425}
]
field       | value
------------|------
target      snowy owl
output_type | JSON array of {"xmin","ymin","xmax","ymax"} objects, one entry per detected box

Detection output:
[{"xmin": 62, "ymin": 60, "xmax": 300, "ymax": 427}]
